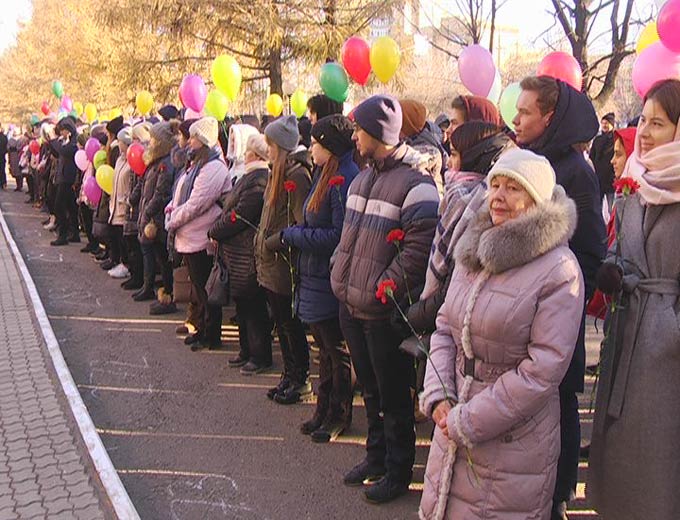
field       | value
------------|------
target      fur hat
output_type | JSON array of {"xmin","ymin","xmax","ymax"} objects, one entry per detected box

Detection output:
[
  {"xmin": 351, "ymin": 95, "xmax": 402, "ymax": 146},
  {"xmin": 245, "ymin": 133, "xmax": 269, "ymax": 161},
  {"xmin": 189, "ymin": 117, "xmax": 219, "ymax": 148},
  {"xmin": 132, "ymin": 122, "xmax": 152, "ymax": 144},
  {"xmin": 264, "ymin": 115, "xmax": 299, "ymax": 152},
  {"xmin": 399, "ymin": 99, "xmax": 427, "ymax": 138},
  {"xmin": 487, "ymin": 148, "xmax": 556, "ymax": 204},
  {"xmin": 106, "ymin": 116, "xmax": 125, "ymax": 137},
  {"xmin": 311, "ymin": 115, "xmax": 354, "ymax": 158},
  {"xmin": 150, "ymin": 121, "xmax": 179, "ymax": 145}
]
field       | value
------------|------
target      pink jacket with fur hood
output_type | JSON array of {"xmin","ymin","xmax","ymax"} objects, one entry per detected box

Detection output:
[{"xmin": 419, "ymin": 186, "xmax": 584, "ymax": 520}]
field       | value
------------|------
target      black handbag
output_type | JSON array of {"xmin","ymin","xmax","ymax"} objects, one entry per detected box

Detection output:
[{"xmin": 206, "ymin": 254, "xmax": 229, "ymax": 306}]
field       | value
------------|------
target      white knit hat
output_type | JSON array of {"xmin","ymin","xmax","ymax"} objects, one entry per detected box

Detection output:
[
  {"xmin": 190, "ymin": 117, "xmax": 219, "ymax": 148},
  {"xmin": 486, "ymin": 148, "xmax": 556, "ymax": 204}
]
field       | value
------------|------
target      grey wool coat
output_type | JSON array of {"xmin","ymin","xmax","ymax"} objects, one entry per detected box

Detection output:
[{"xmin": 588, "ymin": 193, "xmax": 680, "ymax": 519}]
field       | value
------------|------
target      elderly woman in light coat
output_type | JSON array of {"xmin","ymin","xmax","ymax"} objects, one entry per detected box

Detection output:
[{"xmin": 419, "ymin": 148, "xmax": 584, "ymax": 520}]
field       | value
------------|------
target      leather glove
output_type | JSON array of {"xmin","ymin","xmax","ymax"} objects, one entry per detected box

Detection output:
[{"xmin": 596, "ymin": 263, "xmax": 623, "ymax": 295}]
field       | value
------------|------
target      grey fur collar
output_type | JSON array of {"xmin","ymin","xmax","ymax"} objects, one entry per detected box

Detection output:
[{"xmin": 454, "ymin": 185, "xmax": 577, "ymax": 274}]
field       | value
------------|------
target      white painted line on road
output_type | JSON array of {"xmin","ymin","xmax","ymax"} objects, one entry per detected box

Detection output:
[
  {"xmin": 79, "ymin": 384, "xmax": 193, "ymax": 395},
  {"xmin": 104, "ymin": 327, "xmax": 163, "ymax": 333},
  {"xmin": 118, "ymin": 469, "xmax": 233, "ymax": 479},
  {"xmin": 97, "ymin": 428, "xmax": 285, "ymax": 442},
  {"xmin": 217, "ymin": 383, "xmax": 273, "ymax": 389},
  {"xmin": 49, "ymin": 314, "xmax": 184, "ymax": 325},
  {"xmin": 0, "ymin": 208, "xmax": 140, "ymax": 520}
]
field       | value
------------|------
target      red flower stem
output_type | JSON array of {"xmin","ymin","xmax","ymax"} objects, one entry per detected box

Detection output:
[
  {"xmin": 235, "ymin": 214, "xmax": 259, "ymax": 232},
  {"xmin": 287, "ymin": 192, "xmax": 295, "ymax": 317},
  {"xmin": 395, "ymin": 243, "xmax": 413, "ymax": 306}
]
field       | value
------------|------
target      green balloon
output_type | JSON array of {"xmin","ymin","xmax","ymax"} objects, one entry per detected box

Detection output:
[
  {"xmin": 52, "ymin": 81, "xmax": 64, "ymax": 99},
  {"xmin": 499, "ymin": 82, "xmax": 522, "ymax": 131},
  {"xmin": 93, "ymin": 150, "xmax": 107, "ymax": 170},
  {"xmin": 319, "ymin": 62, "xmax": 349, "ymax": 103},
  {"xmin": 30, "ymin": 115, "xmax": 39, "ymax": 125}
]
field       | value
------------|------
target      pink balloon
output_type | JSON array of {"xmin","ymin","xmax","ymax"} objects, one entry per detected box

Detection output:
[
  {"xmin": 659, "ymin": 0, "xmax": 680, "ymax": 53},
  {"xmin": 632, "ymin": 41, "xmax": 680, "ymax": 98},
  {"xmin": 537, "ymin": 52, "xmax": 583, "ymax": 91},
  {"xmin": 184, "ymin": 108, "xmax": 204, "ymax": 120},
  {"xmin": 179, "ymin": 74, "xmax": 207, "ymax": 112},
  {"xmin": 75, "ymin": 149, "xmax": 89, "ymax": 171},
  {"xmin": 60, "ymin": 95, "xmax": 73, "ymax": 113},
  {"xmin": 83, "ymin": 176, "xmax": 102, "ymax": 206},
  {"xmin": 458, "ymin": 45, "xmax": 496, "ymax": 97},
  {"xmin": 85, "ymin": 137, "xmax": 101, "ymax": 162}
]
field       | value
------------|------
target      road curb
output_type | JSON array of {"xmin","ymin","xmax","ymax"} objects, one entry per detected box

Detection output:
[{"xmin": 0, "ymin": 207, "xmax": 140, "ymax": 520}]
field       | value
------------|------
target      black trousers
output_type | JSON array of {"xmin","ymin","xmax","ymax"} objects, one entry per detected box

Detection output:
[
  {"xmin": 125, "ymin": 235, "xmax": 143, "ymax": 283},
  {"xmin": 184, "ymin": 250, "xmax": 222, "ymax": 343},
  {"xmin": 553, "ymin": 315, "xmax": 586, "ymax": 504},
  {"xmin": 234, "ymin": 285, "xmax": 272, "ymax": 366},
  {"xmin": 109, "ymin": 225, "xmax": 126, "ymax": 265},
  {"xmin": 339, "ymin": 304, "xmax": 415, "ymax": 483},
  {"xmin": 54, "ymin": 183, "xmax": 79, "ymax": 239},
  {"xmin": 78, "ymin": 203, "xmax": 96, "ymax": 246},
  {"xmin": 309, "ymin": 317, "xmax": 353, "ymax": 425},
  {"xmin": 141, "ymin": 233, "xmax": 173, "ymax": 291},
  {"xmin": 0, "ymin": 158, "xmax": 6, "ymax": 187},
  {"xmin": 265, "ymin": 289, "xmax": 309, "ymax": 384}
]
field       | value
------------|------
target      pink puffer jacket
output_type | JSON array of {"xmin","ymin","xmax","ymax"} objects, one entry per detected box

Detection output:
[{"xmin": 419, "ymin": 186, "xmax": 584, "ymax": 520}]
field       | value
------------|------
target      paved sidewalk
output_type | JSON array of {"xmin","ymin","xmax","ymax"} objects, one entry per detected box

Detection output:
[{"xmin": 0, "ymin": 218, "xmax": 111, "ymax": 518}]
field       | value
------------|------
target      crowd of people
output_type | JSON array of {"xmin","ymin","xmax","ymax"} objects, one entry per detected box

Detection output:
[{"xmin": 3, "ymin": 75, "xmax": 679, "ymax": 520}]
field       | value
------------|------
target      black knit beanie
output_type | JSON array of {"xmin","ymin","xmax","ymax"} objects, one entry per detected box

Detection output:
[{"xmin": 311, "ymin": 115, "xmax": 355, "ymax": 158}]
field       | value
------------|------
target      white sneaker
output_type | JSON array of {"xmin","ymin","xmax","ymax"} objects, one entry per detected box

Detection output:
[
  {"xmin": 44, "ymin": 216, "xmax": 57, "ymax": 230},
  {"xmin": 108, "ymin": 264, "xmax": 130, "ymax": 279}
]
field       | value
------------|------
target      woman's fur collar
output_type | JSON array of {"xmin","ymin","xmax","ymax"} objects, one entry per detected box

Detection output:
[{"xmin": 454, "ymin": 185, "xmax": 577, "ymax": 274}]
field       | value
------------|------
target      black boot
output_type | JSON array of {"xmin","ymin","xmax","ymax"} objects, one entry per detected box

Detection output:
[{"xmin": 132, "ymin": 274, "xmax": 155, "ymax": 301}]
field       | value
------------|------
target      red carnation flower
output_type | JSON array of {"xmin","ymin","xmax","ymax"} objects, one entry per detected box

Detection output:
[
  {"xmin": 386, "ymin": 228, "xmax": 405, "ymax": 244},
  {"xmin": 613, "ymin": 178, "xmax": 640, "ymax": 196},
  {"xmin": 284, "ymin": 180, "xmax": 297, "ymax": 193},
  {"xmin": 376, "ymin": 278, "xmax": 397, "ymax": 305},
  {"xmin": 230, "ymin": 209, "xmax": 237, "ymax": 223},
  {"xmin": 329, "ymin": 175, "xmax": 345, "ymax": 187}
]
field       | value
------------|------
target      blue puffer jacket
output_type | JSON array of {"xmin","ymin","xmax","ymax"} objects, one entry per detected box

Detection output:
[{"xmin": 282, "ymin": 151, "xmax": 359, "ymax": 323}]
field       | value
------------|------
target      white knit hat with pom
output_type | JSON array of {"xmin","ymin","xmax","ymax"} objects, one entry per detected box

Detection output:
[
  {"xmin": 487, "ymin": 148, "xmax": 556, "ymax": 204},
  {"xmin": 190, "ymin": 117, "xmax": 219, "ymax": 148}
]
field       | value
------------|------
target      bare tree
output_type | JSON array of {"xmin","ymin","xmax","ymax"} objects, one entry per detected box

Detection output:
[{"xmin": 547, "ymin": 0, "xmax": 651, "ymax": 108}]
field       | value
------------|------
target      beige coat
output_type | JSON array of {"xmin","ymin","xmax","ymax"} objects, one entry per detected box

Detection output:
[
  {"xmin": 588, "ymin": 194, "xmax": 680, "ymax": 519},
  {"xmin": 109, "ymin": 155, "xmax": 132, "ymax": 226},
  {"xmin": 420, "ymin": 187, "xmax": 584, "ymax": 520}
]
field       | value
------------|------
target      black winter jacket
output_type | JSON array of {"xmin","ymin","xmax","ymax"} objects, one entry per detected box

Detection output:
[
  {"xmin": 209, "ymin": 165, "xmax": 268, "ymax": 298},
  {"xmin": 525, "ymin": 79, "xmax": 606, "ymax": 393},
  {"xmin": 589, "ymin": 131, "xmax": 615, "ymax": 196}
]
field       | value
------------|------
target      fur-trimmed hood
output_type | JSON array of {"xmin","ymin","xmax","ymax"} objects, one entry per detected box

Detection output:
[{"xmin": 454, "ymin": 185, "xmax": 577, "ymax": 274}]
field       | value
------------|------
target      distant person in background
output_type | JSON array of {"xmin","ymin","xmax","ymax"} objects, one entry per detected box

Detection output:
[
  {"xmin": 307, "ymin": 94, "xmax": 343, "ymax": 124},
  {"xmin": 447, "ymin": 95, "xmax": 502, "ymax": 139},
  {"xmin": 0, "ymin": 125, "xmax": 8, "ymax": 189},
  {"xmin": 434, "ymin": 113, "xmax": 451, "ymax": 154},
  {"xmin": 590, "ymin": 112, "xmax": 616, "ymax": 210},
  {"xmin": 8, "ymin": 128, "xmax": 23, "ymax": 191}
]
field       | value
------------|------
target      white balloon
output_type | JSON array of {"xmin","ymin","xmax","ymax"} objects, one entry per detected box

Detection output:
[{"xmin": 486, "ymin": 70, "xmax": 502, "ymax": 104}]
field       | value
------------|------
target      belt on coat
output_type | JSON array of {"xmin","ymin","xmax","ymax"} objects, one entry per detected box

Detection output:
[
  {"xmin": 464, "ymin": 356, "xmax": 515, "ymax": 383},
  {"xmin": 607, "ymin": 274, "xmax": 680, "ymax": 419}
]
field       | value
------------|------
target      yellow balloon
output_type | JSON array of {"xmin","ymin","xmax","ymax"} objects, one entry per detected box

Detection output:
[
  {"xmin": 636, "ymin": 22, "xmax": 660, "ymax": 54},
  {"xmin": 266, "ymin": 93, "xmax": 284, "ymax": 117},
  {"xmin": 136, "ymin": 90, "xmax": 154, "ymax": 115},
  {"xmin": 95, "ymin": 164, "xmax": 115, "ymax": 195},
  {"xmin": 212, "ymin": 55, "xmax": 242, "ymax": 101},
  {"xmin": 370, "ymin": 36, "xmax": 401, "ymax": 84},
  {"xmin": 204, "ymin": 89, "xmax": 229, "ymax": 120},
  {"xmin": 109, "ymin": 108, "xmax": 122, "ymax": 120},
  {"xmin": 290, "ymin": 89, "xmax": 308, "ymax": 118},
  {"xmin": 84, "ymin": 103, "xmax": 97, "ymax": 123},
  {"xmin": 73, "ymin": 102, "xmax": 83, "ymax": 117}
]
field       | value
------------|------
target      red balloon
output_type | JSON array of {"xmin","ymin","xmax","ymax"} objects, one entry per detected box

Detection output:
[
  {"xmin": 29, "ymin": 140, "xmax": 40, "ymax": 155},
  {"xmin": 537, "ymin": 52, "xmax": 583, "ymax": 91},
  {"xmin": 40, "ymin": 102, "xmax": 50, "ymax": 116},
  {"xmin": 342, "ymin": 36, "xmax": 371, "ymax": 86},
  {"xmin": 127, "ymin": 143, "xmax": 146, "ymax": 176}
]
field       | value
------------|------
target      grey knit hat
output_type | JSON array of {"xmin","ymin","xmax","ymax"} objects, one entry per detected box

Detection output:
[
  {"xmin": 150, "ymin": 121, "xmax": 178, "ymax": 144},
  {"xmin": 117, "ymin": 127, "xmax": 133, "ymax": 146},
  {"xmin": 264, "ymin": 115, "xmax": 299, "ymax": 152}
]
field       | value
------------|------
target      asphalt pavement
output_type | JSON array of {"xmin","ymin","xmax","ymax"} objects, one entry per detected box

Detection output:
[{"xmin": 0, "ymin": 185, "xmax": 601, "ymax": 520}]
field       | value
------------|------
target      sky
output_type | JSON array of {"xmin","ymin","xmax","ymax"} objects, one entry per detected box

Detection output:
[{"xmin": 0, "ymin": 0, "xmax": 660, "ymax": 55}]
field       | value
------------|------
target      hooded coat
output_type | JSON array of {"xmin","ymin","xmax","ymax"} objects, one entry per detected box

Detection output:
[
  {"xmin": 49, "ymin": 119, "xmax": 78, "ymax": 185},
  {"xmin": 590, "ymin": 131, "xmax": 615, "ymax": 196},
  {"xmin": 137, "ymin": 137, "xmax": 176, "ymax": 244},
  {"xmin": 524, "ymin": 79, "xmax": 606, "ymax": 393},
  {"xmin": 281, "ymin": 150, "xmax": 359, "ymax": 323},
  {"xmin": 419, "ymin": 187, "xmax": 584, "ymax": 520}
]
